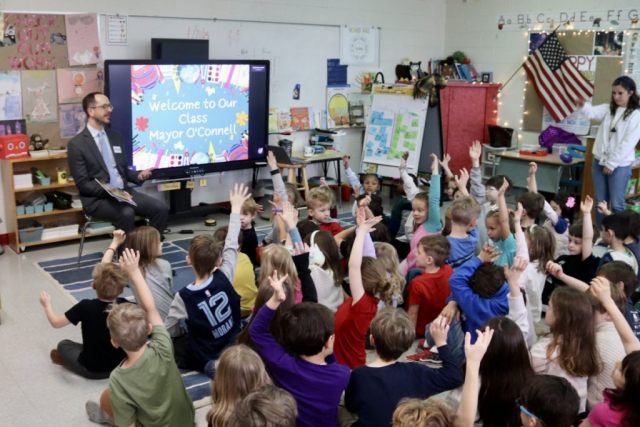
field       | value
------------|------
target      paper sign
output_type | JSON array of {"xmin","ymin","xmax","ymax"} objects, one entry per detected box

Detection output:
[{"xmin": 107, "ymin": 15, "xmax": 128, "ymax": 45}]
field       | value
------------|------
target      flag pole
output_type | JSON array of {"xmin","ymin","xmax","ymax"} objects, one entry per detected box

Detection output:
[{"xmin": 492, "ymin": 22, "xmax": 567, "ymax": 101}]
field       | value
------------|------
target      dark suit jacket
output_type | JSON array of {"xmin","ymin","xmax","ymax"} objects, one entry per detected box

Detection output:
[{"xmin": 67, "ymin": 127, "xmax": 140, "ymax": 210}]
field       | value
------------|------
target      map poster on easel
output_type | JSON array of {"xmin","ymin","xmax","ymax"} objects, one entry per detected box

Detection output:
[{"xmin": 361, "ymin": 84, "xmax": 429, "ymax": 178}]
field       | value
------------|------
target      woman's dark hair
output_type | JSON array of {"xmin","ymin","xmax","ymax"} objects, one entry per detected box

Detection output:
[
  {"xmin": 606, "ymin": 351, "xmax": 640, "ymax": 427},
  {"xmin": 610, "ymin": 76, "xmax": 639, "ymax": 120},
  {"xmin": 477, "ymin": 317, "xmax": 535, "ymax": 427}
]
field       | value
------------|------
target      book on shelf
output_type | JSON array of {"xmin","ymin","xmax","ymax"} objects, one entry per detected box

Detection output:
[
  {"xmin": 268, "ymin": 108, "xmax": 279, "ymax": 133},
  {"xmin": 277, "ymin": 110, "xmax": 292, "ymax": 132},
  {"xmin": 290, "ymin": 107, "xmax": 311, "ymax": 131},
  {"xmin": 94, "ymin": 179, "xmax": 137, "ymax": 206}
]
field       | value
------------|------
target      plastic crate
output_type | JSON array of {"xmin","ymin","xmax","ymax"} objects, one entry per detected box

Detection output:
[
  {"xmin": 34, "ymin": 204, "xmax": 44, "ymax": 213},
  {"xmin": 44, "ymin": 202, "xmax": 53, "ymax": 212},
  {"xmin": 19, "ymin": 221, "xmax": 43, "ymax": 244},
  {"xmin": 34, "ymin": 174, "xmax": 51, "ymax": 186},
  {"xmin": 16, "ymin": 204, "xmax": 25, "ymax": 216}
]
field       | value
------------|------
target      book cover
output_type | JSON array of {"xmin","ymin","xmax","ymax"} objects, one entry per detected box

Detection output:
[
  {"xmin": 290, "ymin": 107, "xmax": 311, "ymax": 131},
  {"xmin": 327, "ymin": 85, "xmax": 350, "ymax": 128},
  {"xmin": 94, "ymin": 178, "xmax": 137, "ymax": 206},
  {"xmin": 277, "ymin": 110, "xmax": 292, "ymax": 132},
  {"xmin": 467, "ymin": 65, "xmax": 479, "ymax": 81},
  {"xmin": 268, "ymin": 108, "xmax": 279, "ymax": 133}
]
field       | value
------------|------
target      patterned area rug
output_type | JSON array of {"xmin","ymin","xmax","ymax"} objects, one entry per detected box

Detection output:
[{"xmin": 34, "ymin": 212, "xmax": 357, "ymax": 409}]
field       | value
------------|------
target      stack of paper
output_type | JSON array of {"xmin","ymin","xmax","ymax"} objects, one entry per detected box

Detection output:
[
  {"xmin": 71, "ymin": 194, "xmax": 82, "ymax": 209},
  {"xmin": 14, "ymin": 173, "xmax": 33, "ymax": 189}
]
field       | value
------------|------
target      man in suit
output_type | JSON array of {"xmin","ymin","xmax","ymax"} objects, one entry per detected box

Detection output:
[{"xmin": 68, "ymin": 92, "xmax": 168, "ymax": 237}]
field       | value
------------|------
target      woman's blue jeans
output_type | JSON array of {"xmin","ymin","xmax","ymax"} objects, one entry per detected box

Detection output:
[{"xmin": 591, "ymin": 162, "xmax": 631, "ymax": 228}]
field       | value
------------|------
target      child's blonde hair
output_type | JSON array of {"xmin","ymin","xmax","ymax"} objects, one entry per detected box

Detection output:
[
  {"xmin": 207, "ymin": 344, "xmax": 272, "ymax": 427},
  {"xmin": 527, "ymin": 225, "xmax": 555, "ymax": 273},
  {"xmin": 315, "ymin": 186, "xmax": 336, "ymax": 208},
  {"xmin": 450, "ymin": 196, "xmax": 481, "ymax": 226},
  {"xmin": 92, "ymin": 263, "xmax": 128, "ymax": 300},
  {"xmin": 106, "ymin": 303, "xmax": 149, "ymax": 352},
  {"xmin": 241, "ymin": 198, "xmax": 258, "ymax": 215},
  {"xmin": 124, "ymin": 226, "xmax": 161, "ymax": 277},
  {"xmin": 362, "ymin": 257, "xmax": 402, "ymax": 306},
  {"xmin": 306, "ymin": 187, "xmax": 333, "ymax": 210},
  {"xmin": 258, "ymin": 245, "xmax": 299, "ymax": 291},
  {"xmin": 374, "ymin": 242, "xmax": 405, "ymax": 302},
  {"xmin": 392, "ymin": 398, "xmax": 459, "ymax": 427}
]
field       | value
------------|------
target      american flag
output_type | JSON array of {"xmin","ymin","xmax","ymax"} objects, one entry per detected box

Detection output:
[{"xmin": 523, "ymin": 32, "xmax": 594, "ymax": 123}]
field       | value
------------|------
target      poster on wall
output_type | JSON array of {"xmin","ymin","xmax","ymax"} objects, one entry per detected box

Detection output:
[
  {"xmin": 624, "ymin": 31, "xmax": 640, "ymax": 82},
  {"xmin": 326, "ymin": 86, "xmax": 350, "ymax": 128},
  {"xmin": 340, "ymin": 26, "xmax": 378, "ymax": 66},
  {"xmin": 59, "ymin": 104, "xmax": 86, "ymax": 138},
  {"xmin": 65, "ymin": 13, "xmax": 102, "ymax": 66},
  {"xmin": 496, "ymin": 8, "xmax": 640, "ymax": 31},
  {"xmin": 0, "ymin": 71, "xmax": 23, "ymax": 120},
  {"xmin": 0, "ymin": 14, "xmax": 68, "ymax": 70},
  {"xmin": 542, "ymin": 55, "xmax": 596, "ymax": 135},
  {"xmin": 21, "ymin": 70, "xmax": 58, "ymax": 123},
  {"xmin": 594, "ymin": 31, "xmax": 623, "ymax": 56},
  {"xmin": 57, "ymin": 68, "xmax": 104, "ymax": 104}
]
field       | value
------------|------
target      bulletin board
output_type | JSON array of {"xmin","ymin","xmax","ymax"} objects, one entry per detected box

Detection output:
[{"xmin": 523, "ymin": 31, "xmax": 624, "ymax": 132}]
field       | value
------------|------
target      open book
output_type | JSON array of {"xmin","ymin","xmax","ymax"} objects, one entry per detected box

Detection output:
[{"xmin": 95, "ymin": 179, "xmax": 137, "ymax": 206}]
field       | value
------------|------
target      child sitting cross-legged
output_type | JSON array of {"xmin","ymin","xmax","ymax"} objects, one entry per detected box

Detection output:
[
  {"xmin": 405, "ymin": 235, "xmax": 453, "ymax": 337},
  {"xmin": 518, "ymin": 162, "xmax": 546, "ymax": 229},
  {"xmin": 85, "ymin": 248, "xmax": 195, "ymax": 426},
  {"xmin": 249, "ymin": 267, "xmax": 350, "ymax": 427},
  {"xmin": 445, "ymin": 194, "xmax": 482, "ymax": 270},
  {"xmin": 39, "ymin": 260, "xmax": 129, "ymax": 380},
  {"xmin": 486, "ymin": 177, "xmax": 517, "ymax": 267},
  {"xmin": 344, "ymin": 309, "xmax": 463, "ymax": 427},
  {"xmin": 165, "ymin": 183, "xmax": 250, "ymax": 371},
  {"xmin": 307, "ymin": 186, "xmax": 343, "ymax": 236}
]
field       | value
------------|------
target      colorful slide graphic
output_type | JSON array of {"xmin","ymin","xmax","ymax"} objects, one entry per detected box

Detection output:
[{"xmin": 130, "ymin": 64, "xmax": 250, "ymax": 170}]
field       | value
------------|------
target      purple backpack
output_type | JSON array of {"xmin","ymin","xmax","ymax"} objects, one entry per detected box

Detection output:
[{"xmin": 539, "ymin": 126, "xmax": 581, "ymax": 151}]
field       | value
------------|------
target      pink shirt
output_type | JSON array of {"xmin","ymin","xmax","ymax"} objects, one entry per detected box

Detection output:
[{"xmin": 588, "ymin": 392, "xmax": 629, "ymax": 427}]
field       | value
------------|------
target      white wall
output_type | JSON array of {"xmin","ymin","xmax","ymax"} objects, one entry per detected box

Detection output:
[
  {"xmin": 445, "ymin": 0, "xmax": 639, "ymax": 148},
  {"xmin": 0, "ymin": 0, "xmax": 446, "ymax": 233}
]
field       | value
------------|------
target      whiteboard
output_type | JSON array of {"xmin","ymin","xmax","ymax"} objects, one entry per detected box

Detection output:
[{"xmin": 99, "ymin": 15, "xmax": 375, "ymax": 112}]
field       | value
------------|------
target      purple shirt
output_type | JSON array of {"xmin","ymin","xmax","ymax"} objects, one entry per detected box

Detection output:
[{"xmin": 250, "ymin": 305, "xmax": 350, "ymax": 427}]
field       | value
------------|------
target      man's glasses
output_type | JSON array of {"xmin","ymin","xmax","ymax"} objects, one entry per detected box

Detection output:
[
  {"xmin": 90, "ymin": 104, "xmax": 114, "ymax": 111},
  {"xmin": 515, "ymin": 398, "xmax": 540, "ymax": 422}
]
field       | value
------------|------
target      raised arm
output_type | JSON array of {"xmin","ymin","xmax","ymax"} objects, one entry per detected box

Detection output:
[
  {"xmin": 292, "ymin": 243, "xmax": 318, "ymax": 303},
  {"xmin": 497, "ymin": 177, "xmax": 511, "ymax": 241},
  {"xmin": 438, "ymin": 153, "xmax": 455, "ymax": 181},
  {"xmin": 576, "ymin": 101, "xmax": 609, "ymax": 122},
  {"xmin": 469, "ymin": 141, "xmax": 486, "ymax": 205},
  {"xmin": 219, "ymin": 183, "xmax": 251, "ymax": 282},
  {"xmin": 457, "ymin": 327, "xmax": 494, "ymax": 427},
  {"xmin": 101, "ymin": 230, "xmax": 126, "ymax": 264},
  {"xmin": 514, "ymin": 203, "xmax": 529, "ymax": 261},
  {"xmin": 348, "ymin": 209, "xmax": 383, "ymax": 305},
  {"xmin": 581, "ymin": 196, "xmax": 595, "ymax": 260},
  {"xmin": 545, "ymin": 261, "xmax": 590, "ymax": 292},
  {"xmin": 400, "ymin": 152, "xmax": 420, "ymax": 201},
  {"xmin": 454, "ymin": 168, "xmax": 470, "ymax": 197},
  {"xmin": 343, "ymin": 155, "xmax": 362, "ymax": 194},
  {"xmin": 591, "ymin": 277, "xmax": 640, "ymax": 354},
  {"xmin": 334, "ymin": 225, "xmax": 356, "ymax": 248},
  {"xmin": 120, "ymin": 248, "xmax": 162, "ymax": 326},
  {"xmin": 526, "ymin": 162, "xmax": 538, "ymax": 194},
  {"xmin": 504, "ymin": 257, "xmax": 531, "ymax": 341},
  {"xmin": 39, "ymin": 292, "xmax": 71, "ymax": 329},
  {"xmin": 267, "ymin": 151, "xmax": 288, "ymax": 202},
  {"xmin": 426, "ymin": 153, "xmax": 442, "ymax": 232}
]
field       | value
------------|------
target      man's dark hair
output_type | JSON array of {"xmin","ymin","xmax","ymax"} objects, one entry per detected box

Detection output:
[
  {"xmin": 469, "ymin": 263, "xmax": 505, "ymax": 299},
  {"xmin": 280, "ymin": 302, "xmax": 334, "ymax": 356},
  {"xmin": 82, "ymin": 92, "xmax": 104, "ymax": 115},
  {"xmin": 518, "ymin": 375, "xmax": 580, "ymax": 427},
  {"xmin": 602, "ymin": 214, "xmax": 631, "ymax": 240}
]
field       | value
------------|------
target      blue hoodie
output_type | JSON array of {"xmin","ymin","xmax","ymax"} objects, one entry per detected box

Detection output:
[{"xmin": 446, "ymin": 257, "xmax": 509, "ymax": 342}]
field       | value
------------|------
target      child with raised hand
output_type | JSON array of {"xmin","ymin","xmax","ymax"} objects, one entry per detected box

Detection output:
[
  {"xmin": 398, "ymin": 153, "xmax": 442, "ymax": 275},
  {"xmin": 530, "ymin": 286, "xmax": 602, "ymax": 412},
  {"xmin": 86, "ymin": 248, "xmax": 195, "ymax": 427},
  {"xmin": 486, "ymin": 177, "xmax": 517, "ymax": 268},
  {"xmin": 206, "ymin": 344, "xmax": 272, "ymax": 427},
  {"xmin": 445, "ymin": 195, "xmax": 482, "ymax": 269},
  {"xmin": 345, "ymin": 310, "xmax": 463, "ymax": 427},
  {"xmin": 303, "ymin": 230, "xmax": 344, "ymax": 312},
  {"xmin": 504, "ymin": 256, "xmax": 536, "ymax": 347},
  {"xmin": 543, "ymin": 196, "xmax": 601, "ymax": 306},
  {"xmin": 165, "ymin": 183, "xmax": 250, "ymax": 371},
  {"xmin": 343, "ymin": 154, "xmax": 382, "ymax": 197},
  {"xmin": 438, "ymin": 153, "xmax": 458, "ymax": 201},
  {"xmin": 228, "ymin": 385, "xmax": 298, "ymax": 427},
  {"xmin": 119, "ymin": 227, "xmax": 174, "ymax": 321},
  {"xmin": 518, "ymin": 162, "xmax": 546, "ymax": 228},
  {"xmin": 249, "ymin": 269, "xmax": 350, "ymax": 427},
  {"xmin": 40, "ymin": 262, "xmax": 129, "ymax": 380},
  {"xmin": 101, "ymin": 229, "xmax": 127, "ymax": 263},
  {"xmin": 582, "ymin": 278, "xmax": 640, "ymax": 427},
  {"xmin": 334, "ymin": 211, "xmax": 394, "ymax": 368}
]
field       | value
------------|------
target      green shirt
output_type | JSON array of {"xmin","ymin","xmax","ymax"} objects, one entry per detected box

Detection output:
[{"xmin": 109, "ymin": 325, "xmax": 195, "ymax": 427}]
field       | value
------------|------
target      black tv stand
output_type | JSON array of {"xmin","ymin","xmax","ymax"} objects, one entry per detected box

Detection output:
[{"xmin": 168, "ymin": 183, "xmax": 229, "ymax": 221}]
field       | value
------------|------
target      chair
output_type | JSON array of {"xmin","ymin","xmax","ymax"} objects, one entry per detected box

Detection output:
[
  {"xmin": 77, "ymin": 213, "xmax": 149, "ymax": 268},
  {"xmin": 278, "ymin": 162, "xmax": 310, "ymax": 198}
]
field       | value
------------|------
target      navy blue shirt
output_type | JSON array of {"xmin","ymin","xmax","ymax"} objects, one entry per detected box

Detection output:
[{"xmin": 344, "ymin": 345, "xmax": 463, "ymax": 427}]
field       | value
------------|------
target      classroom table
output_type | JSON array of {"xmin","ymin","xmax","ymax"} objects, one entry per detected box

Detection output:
[
  {"xmin": 252, "ymin": 149, "xmax": 344, "ymax": 188},
  {"xmin": 492, "ymin": 151, "xmax": 584, "ymax": 194}
]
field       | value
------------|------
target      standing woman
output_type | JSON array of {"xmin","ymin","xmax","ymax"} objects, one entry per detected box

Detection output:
[{"xmin": 578, "ymin": 76, "xmax": 640, "ymax": 227}]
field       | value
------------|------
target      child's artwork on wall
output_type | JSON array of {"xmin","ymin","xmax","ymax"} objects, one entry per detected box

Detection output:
[
  {"xmin": 0, "ymin": 71, "xmax": 22, "ymax": 120},
  {"xmin": 0, "ymin": 119, "xmax": 26, "ymax": 135},
  {"xmin": 21, "ymin": 70, "xmax": 58, "ymax": 123},
  {"xmin": 59, "ymin": 104, "xmax": 86, "ymax": 138},
  {"xmin": 65, "ymin": 13, "xmax": 101, "ymax": 65},
  {"xmin": 57, "ymin": 68, "xmax": 103, "ymax": 103},
  {"xmin": 0, "ymin": 14, "xmax": 68, "ymax": 69}
]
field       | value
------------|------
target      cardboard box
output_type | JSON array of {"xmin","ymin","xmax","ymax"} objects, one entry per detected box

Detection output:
[{"xmin": 0, "ymin": 134, "xmax": 29, "ymax": 159}]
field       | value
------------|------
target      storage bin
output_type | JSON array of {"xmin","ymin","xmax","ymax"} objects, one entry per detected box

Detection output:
[
  {"xmin": 34, "ymin": 174, "xmax": 51, "ymax": 186},
  {"xmin": 44, "ymin": 202, "xmax": 53, "ymax": 212},
  {"xmin": 19, "ymin": 220, "xmax": 43, "ymax": 244},
  {"xmin": 34, "ymin": 204, "xmax": 44, "ymax": 213},
  {"xmin": 25, "ymin": 205, "xmax": 35, "ymax": 214},
  {"xmin": 16, "ymin": 204, "xmax": 25, "ymax": 216}
]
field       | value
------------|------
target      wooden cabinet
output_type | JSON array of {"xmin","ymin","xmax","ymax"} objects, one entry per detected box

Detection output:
[
  {"xmin": 1, "ymin": 154, "xmax": 110, "ymax": 253},
  {"xmin": 440, "ymin": 83, "xmax": 501, "ymax": 174}
]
